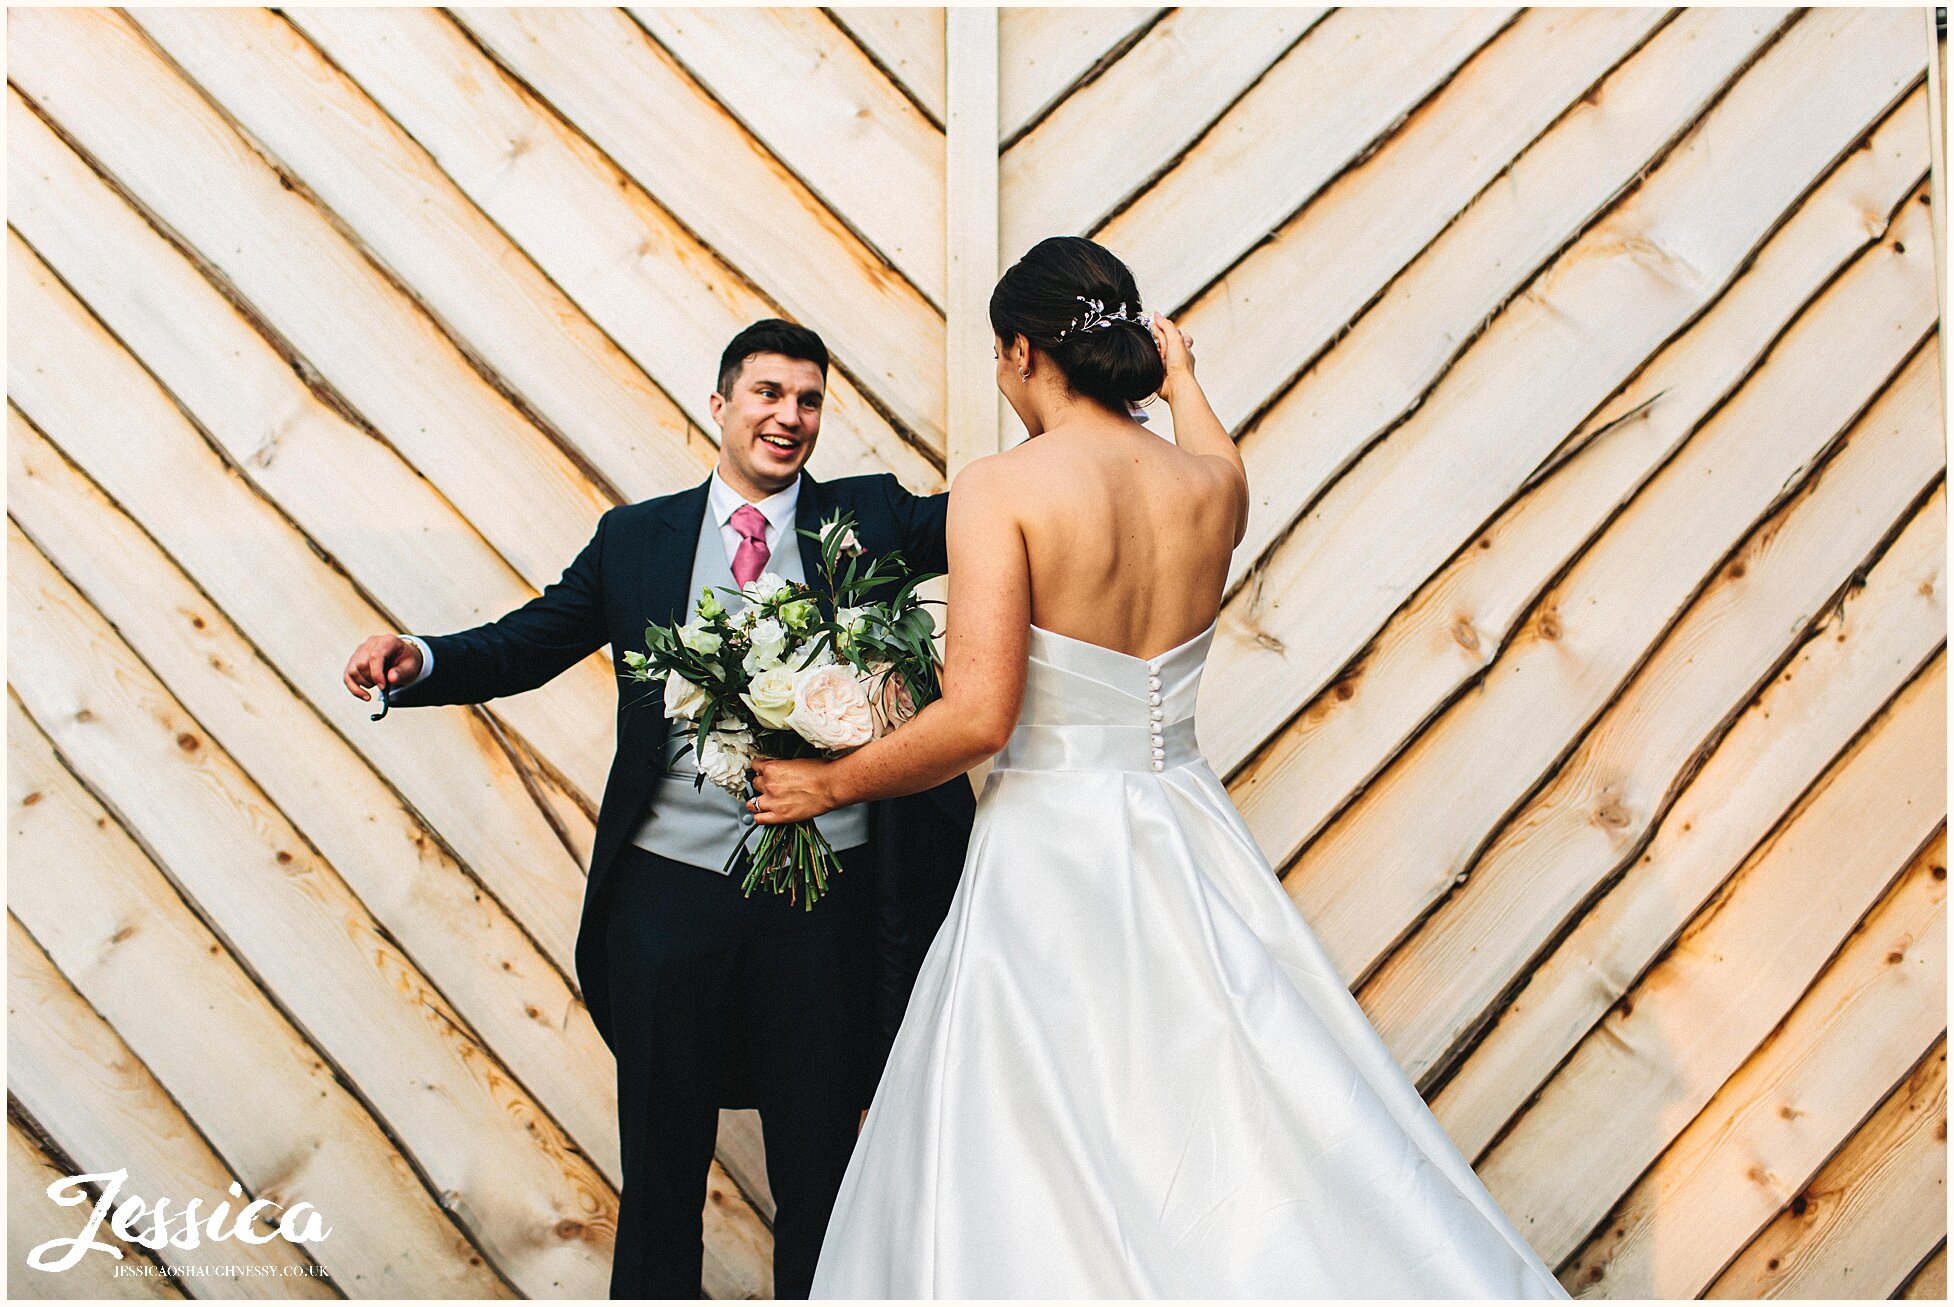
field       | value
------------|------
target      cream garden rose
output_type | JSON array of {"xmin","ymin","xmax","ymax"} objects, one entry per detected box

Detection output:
[
  {"xmin": 741, "ymin": 666, "xmax": 799, "ymax": 730},
  {"xmin": 787, "ymin": 663, "xmax": 875, "ymax": 751}
]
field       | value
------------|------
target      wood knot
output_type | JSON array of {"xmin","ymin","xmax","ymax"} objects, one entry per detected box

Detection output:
[
  {"xmin": 275, "ymin": 851, "xmax": 294, "ymax": 865},
  {"xmin": 1886, "ymin": 948, "xmax": 1906, "ymax": 964},
  {"xmin": 20, "ymin": 791, "xmax": 42, "ymax": 807},
  {"xmin": 74, "ymin": 709, "xmax": 93, "ymax": 723},
  {"xmin": 555, "ymin": 1219, "xmax": 585, "ymax": 1240},
  {"xmin": 1333, "ymin": 679, "xmax": 1355, "ymax": 701},
  {"xmin": 1594, "ymin": 799, "xmax": 1631, "ymax": 829},
  {"xmin": 1451, "ymin": 616, "xmax": 1479, "ymax": 652},
  {"xmin": 176, "ymin": 732, "xmax": 200, "ymax": 752},
  {"xmin": 1537, "ymin": 610, "xmax": 1562, "ymax": 640},
  {"xmin": 1727, "ymin": 560, "xmax": 1746, "ymax": 580},
  {"xmin": 1931, "ymin": 864, "xmax": 1945, "ymax": 881},
  {"xmin": 189, "ymin": 614, "xmax": 207, "ymax": 630},
  {"xmin": 1788, "ymin": 1194, "xmax": 1809, "ymax": 1216},
  {"xmin": 110, "ymin": 924, "xmax": 136, "ymax": 944}
]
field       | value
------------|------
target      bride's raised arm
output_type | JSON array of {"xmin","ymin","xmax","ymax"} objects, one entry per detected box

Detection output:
[
  {"xmin": 749, "ymin": 457, "xmax": 1029, "ymax": 821},
  {"xmin": 1151, "ymin": 312, "xmax": 1249, "ymax": 546}
]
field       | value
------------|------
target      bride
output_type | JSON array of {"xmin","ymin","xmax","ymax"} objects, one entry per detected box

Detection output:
[{"xmin": 747, "ymin": 236, "xmax": 1570, "ymax": 1299}]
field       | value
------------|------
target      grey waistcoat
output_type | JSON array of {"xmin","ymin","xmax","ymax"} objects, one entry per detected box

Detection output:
[{"xmin": 629, "ymin": 506, "xmax": 872, "ymax": 870}]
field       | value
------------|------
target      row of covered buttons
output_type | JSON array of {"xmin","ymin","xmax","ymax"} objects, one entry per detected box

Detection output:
[{"xmin": 1146, "ymin": 669, "xmax": 1165, "ymax": 771}]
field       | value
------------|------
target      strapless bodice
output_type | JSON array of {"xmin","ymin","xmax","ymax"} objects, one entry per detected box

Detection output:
[{"xmin": 991, "ymin": 622, "xmax": 1215, "ymax": 775}]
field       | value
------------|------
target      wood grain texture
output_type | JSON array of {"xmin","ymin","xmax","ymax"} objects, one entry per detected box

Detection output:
[
  {"xmin": 828, "ymin": 7, "xmax": 945, "ymax": 128},
  {"xmin": 1231, "ymin": 86, "xmax": 1930, "ymax": 908},
  {"xmin": 8, "ymin": 695, "xmax": 515, "ymax": 1297},
  {"xmin": 1564, "ymin": 844, "xmax": 1944, "ymax": 1297},
  {"xmin": 283, "ymin": 6, "xmax": 935, "ymax": 489},
  {"xmin": 7, "ymin": 233, "xmax": 592, "ymax": 979},
  {"xmin": 1100, "ymin": 6, "xmax": 1519, "ymax": 313},
  {"xmin": 1475, "ymin": 652, "xmax": 1945, "ymax": 1264},
  {"xmin": 1704, "ymin": 1037, "xmax": 1945, "ymax": 1299},
  {"xmin": 8, "ymin": 1118, "xmax": 188, "ymax": 1300},
  {"xmin": 7, "ymin": 89, "xmax": 616, "ymax": 814},
  {"xmin": 131, "ymin": 5, "xmax": 715, "ymax": 503},
  {"xmin": 8, "ymin": 919, "xmax": 335, "ymax": 1297},
  {"xmin": 1432, "ymin": 477, "xmax": 1947, "ymax": 1163},
  {"xmin": 998, "ymin": 7, "xmax": 1157, "ymax": 144},
  {"xmin": 631, "ymin": 7, "xmax": 944, "ymax": 304},
  {"xmin": 8, "ymin": 8, "xmax": 617, "ymax": 593},
  {"xmin": 7, "ymin": 9, "xmax": 1940, "ymax": 1295},
  {"xmin": 454, "ymin": 6, "xmax": 947, "ymax": 457},
  {"xmin": 1000, "ymin": 7, "xmax": 1324, "ymax": 259},
  {"xmin": 1215, "ymin": 7, "xmax": 1792, "ymax": 594},
  {"xmin": 1196, "ymin": 8, "xmax": 1924, "ymax": 779}
]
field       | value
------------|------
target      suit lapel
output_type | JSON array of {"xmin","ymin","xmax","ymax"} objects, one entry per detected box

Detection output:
[
  {"xmin": 794, "ymin": 470, "xmax": 826, "ymax": 584},
  {"xmin": 643, "ymin": 478, "xmax": 712, "ymax": 633}
]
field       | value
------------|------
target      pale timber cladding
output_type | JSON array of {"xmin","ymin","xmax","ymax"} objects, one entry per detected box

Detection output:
[{"xmin": 2, "ymin": 5, "xmax": 1944, "ymax": 1300}]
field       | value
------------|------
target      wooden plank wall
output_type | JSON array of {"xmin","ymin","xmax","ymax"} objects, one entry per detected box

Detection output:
[{"xmin": 7, "ymin": 7, "xmax": 1945, "ymax": 1299}]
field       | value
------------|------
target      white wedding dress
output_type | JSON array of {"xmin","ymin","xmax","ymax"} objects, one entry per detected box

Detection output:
[{"xmin": 810, "ymin": 622, "xmax": 1571, "ymax": 1299}]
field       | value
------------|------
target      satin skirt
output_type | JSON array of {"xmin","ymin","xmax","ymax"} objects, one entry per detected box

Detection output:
[{"xmin": 809, "ymin": 756, "xmax": 1571, "ymax": 1299}]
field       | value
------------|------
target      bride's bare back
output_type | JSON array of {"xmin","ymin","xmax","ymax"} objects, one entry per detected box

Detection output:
[{"xmin": 983, "ymin": 419, "xmax": 1238, "ymax": 660}]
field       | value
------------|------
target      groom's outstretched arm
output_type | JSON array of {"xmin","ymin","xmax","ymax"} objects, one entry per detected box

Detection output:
[{"xmin": 347, "ymin": 510, "xmax": 614, "ymax": 709}]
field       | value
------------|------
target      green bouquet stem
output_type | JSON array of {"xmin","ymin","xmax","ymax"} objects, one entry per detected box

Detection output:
[{"xmin": 730, "ymin": 816, "xmax": 845, "ymax": 910}]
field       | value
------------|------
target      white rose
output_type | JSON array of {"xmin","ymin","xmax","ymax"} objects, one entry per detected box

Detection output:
[
  {"xmin": 697, "ymin": 726, "xmax": 754, "ymax": 794},
  {"xmin": 742, "ymin": 618, "xmax": 788, "ymax": 676},
  {"xmin": 741, "ymin": 666, "xmax": 799, "ymax": 729},
  {"xmin": 740, "ymin": 572, "xmax": 788, "ymax": 604},
  {"xmin": 677, "ymin": 618, "xmax": 722, "ymax": 655},
  {"xmin": 787, "ymin": 663, "xmax": 874, "ymax": 751},
  {"xmin": 662, "ymin": 673, "xmax": 709, "ymax": 721}
]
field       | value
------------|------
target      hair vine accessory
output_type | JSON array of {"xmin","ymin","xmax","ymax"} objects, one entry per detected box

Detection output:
[{"xmin": 1052, "ymin": 296, "xmax": 1146, "ymax": 343}]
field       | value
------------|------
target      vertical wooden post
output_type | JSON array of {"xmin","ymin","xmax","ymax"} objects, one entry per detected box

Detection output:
[{"xmin": 945, "ymin": 6, "xmax": 1000, "ymax": 478}]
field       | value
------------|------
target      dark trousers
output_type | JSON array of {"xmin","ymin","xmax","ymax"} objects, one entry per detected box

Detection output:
[{"xmin": 604, "ymin": 842, "xmax": 873, "ymax": 1299}]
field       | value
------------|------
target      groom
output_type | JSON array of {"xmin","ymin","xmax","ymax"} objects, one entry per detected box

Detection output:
[{"xmin": 342, "ymin": 320, "xmax": 975, "ymax": 1299}]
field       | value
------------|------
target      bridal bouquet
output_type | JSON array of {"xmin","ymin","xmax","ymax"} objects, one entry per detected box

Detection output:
[{"xmin": 623, "ymin": 512, "xmax": 942, "ymax": 908}]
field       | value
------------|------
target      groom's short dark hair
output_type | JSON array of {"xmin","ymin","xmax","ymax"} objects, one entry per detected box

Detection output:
[{"xmin": 717, "ymin": 319, "xmax": 829, "ymax": 396}]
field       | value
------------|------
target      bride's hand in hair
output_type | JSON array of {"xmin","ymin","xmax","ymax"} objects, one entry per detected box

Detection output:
[{"xmin": 1149, "ymin": 312, "xmax": 1196, "ymax": 405}]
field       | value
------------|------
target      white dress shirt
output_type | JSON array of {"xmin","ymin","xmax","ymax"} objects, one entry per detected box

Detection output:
[{"xmin": 395, "ymin": 470, "xmax": 799, "ymax": 691}]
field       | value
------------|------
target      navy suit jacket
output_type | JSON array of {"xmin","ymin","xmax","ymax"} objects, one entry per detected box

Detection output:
[{"xmin": 390, "ymin": 471, "xmax": 977, "ymax": 1075}]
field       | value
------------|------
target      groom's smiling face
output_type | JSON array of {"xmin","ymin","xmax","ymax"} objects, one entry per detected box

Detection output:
[{"xmin": 711, "ymin": 351, "xmax": 824, "ymax": 497}]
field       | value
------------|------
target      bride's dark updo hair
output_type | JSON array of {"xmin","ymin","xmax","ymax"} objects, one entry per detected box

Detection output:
[{"xmin": 990, "ymin": 236, "xmax": 1165, "ymax": 411}]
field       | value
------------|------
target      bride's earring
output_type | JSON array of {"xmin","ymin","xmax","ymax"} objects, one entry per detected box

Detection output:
[{"xmin": 1018, "ymin": 365, "xmax": 1031, "ymax": 383}]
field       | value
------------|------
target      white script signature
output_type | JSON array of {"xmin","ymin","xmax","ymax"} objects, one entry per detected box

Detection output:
[{"xmin": 28, "ymin": 1170, "xmax": 332, "ymax": 1272}]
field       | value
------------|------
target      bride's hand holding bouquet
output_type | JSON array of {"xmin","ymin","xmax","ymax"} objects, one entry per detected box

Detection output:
[{"xmin": 623, "ymin": 511, "xmax": 941, "ymax": 908}]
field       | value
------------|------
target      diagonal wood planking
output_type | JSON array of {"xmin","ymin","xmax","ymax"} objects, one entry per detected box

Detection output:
[
  {"xmin": 1283, "ymin": 184, "xmax": 1940, "ymax": 987},
  {"xmin": 8, "ymin": 1113, "xmax": 191, "ymax": 1300},
  {"xmin": 452, "ymin": 6, "xmax": 947, "ymax": 458},
  {"xmin": 9, "ymin": 696, "xmax": 516, "ymax": 1296},
  {"xmin": 8, "ymin": 917, "xmax": 338, "ymax": 1297},
  {"xmin": 630, "ymin": 7, "xmax": 945, "ymax": 307},
  {"xmin": 278, "ymin": 6, "xmax": 935, "ymax": 490},
  {"xmin": 9, "ymin": 7, "xmax": 1943, "ymax": 1296},
  {"xmin": 129, "ymin": 5, "xmax": 717, "ymax": 504},
  {"xmin": 1228, "ymin": 85, "xmax": 1933, "ymax": 887},
  {"xmin": 1194, "ymin": 8, "xmax": 1925, "ymax": 778},
  {"xmin": 828, "ymin": 7, "xmax": 946, "ymax": 130}
]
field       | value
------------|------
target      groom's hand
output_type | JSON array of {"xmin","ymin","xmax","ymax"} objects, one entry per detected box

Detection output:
[{"xmin": 343, "ymin": 634, "xmax": 422, "ymax": 702}]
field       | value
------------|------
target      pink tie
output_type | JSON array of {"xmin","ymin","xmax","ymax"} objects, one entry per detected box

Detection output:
[{"xmin": 729, "ymin": 503, "xmax": 771, "ymax": 586}]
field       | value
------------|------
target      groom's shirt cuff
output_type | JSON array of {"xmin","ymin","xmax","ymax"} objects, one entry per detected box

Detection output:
[{"xmin": 397, "ymin": 634, "xmax": 434, "ymax": 689}]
